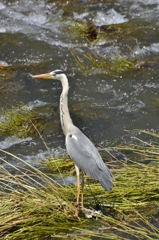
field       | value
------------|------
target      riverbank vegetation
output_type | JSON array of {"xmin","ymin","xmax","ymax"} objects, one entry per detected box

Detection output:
[
  {"xmin": 0, "ymin": 131, "xmax": 159, "ymax": 239},
  {"xmin": 0, "ymin": 104, "xmax": 50, "ymax": 137},
  {"xmin": 71, "ymin": 49, "xmax": 137, "ymax": 74}
]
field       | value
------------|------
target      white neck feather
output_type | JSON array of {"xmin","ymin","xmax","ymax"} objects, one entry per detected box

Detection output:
[{"xmin": 60, "ymin": 75, "xmax": 76, "ymax": 136}]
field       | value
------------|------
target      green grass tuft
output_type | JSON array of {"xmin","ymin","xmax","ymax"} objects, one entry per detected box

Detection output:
[
  {"xmin": 71, "ymin": 50, "xmax": 137, "ymax": 74},
  {"xmin": 0, "ymin": 131, "xmax": 159, "ymax": 239},
  {"xmin": 0, "ymin": 104, "xmax": 48, "ymax": 137}
]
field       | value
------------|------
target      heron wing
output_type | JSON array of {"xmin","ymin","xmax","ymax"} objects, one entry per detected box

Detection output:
[{"xmin": 66, "ymin": 128, "xmax": 113, "ymax": 191}]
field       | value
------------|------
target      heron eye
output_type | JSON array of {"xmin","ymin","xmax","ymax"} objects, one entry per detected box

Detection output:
[{"xmin": 69, "ymin": 134, "xmax": 72, "ymax": 137}]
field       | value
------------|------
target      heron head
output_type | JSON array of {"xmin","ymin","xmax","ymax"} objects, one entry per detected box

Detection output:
[{"xmin": 32, "ymin": 69, "xmax": 65, "ymax": 80}]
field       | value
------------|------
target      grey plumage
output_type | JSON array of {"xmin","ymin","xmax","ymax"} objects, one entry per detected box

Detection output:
[{"xmin": 66, "ymin": 127, "xmax": 113, "ymax": 191}]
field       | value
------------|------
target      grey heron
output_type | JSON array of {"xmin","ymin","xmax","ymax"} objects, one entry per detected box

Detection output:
[{"xmin": 32, "ymin": 69, "xmax": 113, "ymax": 217}]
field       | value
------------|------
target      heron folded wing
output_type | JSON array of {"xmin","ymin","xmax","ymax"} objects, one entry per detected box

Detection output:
[
  {"xmin": 89, "ymin": 164, "xmax": 113, "ymax": 191},
  {"xmin": 66, "ymin": 128, "xmax": 113, "ymax": 188}
]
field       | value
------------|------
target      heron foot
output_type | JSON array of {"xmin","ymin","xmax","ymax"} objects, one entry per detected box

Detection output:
[
  {"xmin": 74, "ymin": 209, "xmax": 80, "ymax": 219},
  {"xmin": 74, "ymin": 201, "xmax": 87, "ymax": 219}
]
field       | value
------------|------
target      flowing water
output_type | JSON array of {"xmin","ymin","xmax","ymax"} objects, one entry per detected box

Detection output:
[
  {"xmin": 0, "ymin": 0, "xmax": 159, "ymax": 168},
  {"xmin": 0, "ymin": 0, "xmax": 159, "ymax": 238}
]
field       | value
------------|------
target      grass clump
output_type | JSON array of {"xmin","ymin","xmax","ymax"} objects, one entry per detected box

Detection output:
[
  {"xmin": 0, "ymin": 131, "xmax": 159, "ymax": 239},
  {"xmin": 67, "ymin": 20, "xmax": 112, "ymax": 43},
  {"xmin": 71, "ymin": 50, "xmax": 137, "ymax": 74},
  {"xmin": 45, "ymin": 152, "xmax": 159, "ymax": 214},
  {"xmin": 43, "ymin": 156, "xmax": 75, "ymax": 173},
  {"xmin": 0, "ymin": 149, "xmax": 77, "ymax": 239},
  {"xmin": 116, "ymin": 130, "xmax": 159, "ymax": 163},
  {"xmin": 0, "ymin": 104, "xmax": 48, "ymax": 137},
  {"xmin": 67, "ymin": 20, "xmax": 137, "ymax": 44}
]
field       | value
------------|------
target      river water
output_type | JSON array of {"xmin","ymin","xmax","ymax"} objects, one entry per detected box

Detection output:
[{"xmin": 0, "ymin": 0, "xmax": 159, "ymax": 167}]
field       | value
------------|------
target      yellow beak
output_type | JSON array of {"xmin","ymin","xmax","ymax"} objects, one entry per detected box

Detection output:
[{"xmin": 32, "ymin": 72, "xmax": 52, "ymax": 79}]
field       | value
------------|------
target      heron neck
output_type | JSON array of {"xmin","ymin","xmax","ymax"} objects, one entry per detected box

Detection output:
[{"xmin": 60, "ymin": 75, "xmax": 75, "ymax": 136}]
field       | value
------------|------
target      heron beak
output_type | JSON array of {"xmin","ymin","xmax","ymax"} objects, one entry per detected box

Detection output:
[{"xmin": 32, "ymin": 72, "xmax": 53, "ymax": 79}]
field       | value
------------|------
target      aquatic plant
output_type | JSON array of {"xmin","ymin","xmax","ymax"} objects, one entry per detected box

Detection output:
[
  {"xmin": 0, "ymin": 149, "xmax": 77, "ymax": 239},
  {"xmin": 71, "ymin": 50, "xmax": 137, "ymax": 74},
  {"xmin": 67, "ymin": 20, "xmax": 136, "ymax": 44},
  {"xmin": 0, "ymin": 105, "xmax": 48, "ymax": 137},
  {"xmin": 115, "ymin": 130, "xmax": 159, "ymax": 163},
  {"xmin": 0, "ymin": 130, "xmax": 159, "ymax": 239}
]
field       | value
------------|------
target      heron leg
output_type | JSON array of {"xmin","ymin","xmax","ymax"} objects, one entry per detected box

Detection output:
[
  {"xmin": 74, "ymin": 165, "xmax": 80, "ymax": 217},
  {"xmin": 81, "ymin": 171, "xmax": 84, "ymax": 209}
]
